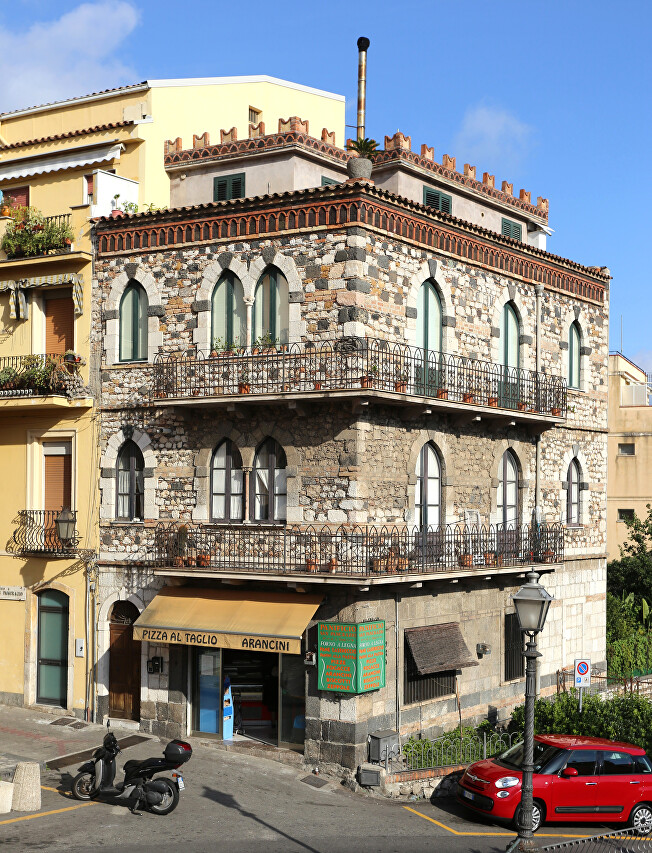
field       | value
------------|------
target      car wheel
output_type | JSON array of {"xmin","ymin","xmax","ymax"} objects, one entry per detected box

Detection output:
[
  {"xmin": 630, "ymin": 803, "xmax": 652, "ymax": 835},
  {"xmin": 513, "ymin": 800, "xmax": 544, "ymax": 833}
]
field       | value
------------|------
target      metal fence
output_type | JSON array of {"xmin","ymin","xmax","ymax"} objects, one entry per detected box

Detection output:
[
  {"xmin": 12, "ymin": 509, "xmax": 78, "ymax": 556},
  {"xmin": 152, "ymin": 338, "xmax": 567, "ymax": 418},
  {"xmin": 151, "ymin": 522, "xmax": 564, "ymax": 576},
  {"xmin": 0, "ymin": 354, "xmax": 71, "ymax": 397},
  {"xmin": 556, "ymin": 668, "xmax": 652, "ymax": 699},
  {"xmin": 403, "ymin": 731, "xmax": 519, "ymax": 771},
  {"xmin": 541, "ymin": 827, "xmax": 652, "ymax": 852}
]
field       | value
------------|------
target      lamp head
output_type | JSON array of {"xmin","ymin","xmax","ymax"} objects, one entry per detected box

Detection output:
[{"xmin": 511, "ymin": 571, "xmax": 553, "ymax": 636}]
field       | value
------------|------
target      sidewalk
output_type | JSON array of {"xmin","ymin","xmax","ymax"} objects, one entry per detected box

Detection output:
[{"xmin": 0, "ymin": 704, "xmax": 150, "ymax": 779}]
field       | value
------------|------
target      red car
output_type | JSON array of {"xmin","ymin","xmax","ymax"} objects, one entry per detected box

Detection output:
[{"xmin": 457, "ymin": 734, "xmax": 652, "ymax": 834}]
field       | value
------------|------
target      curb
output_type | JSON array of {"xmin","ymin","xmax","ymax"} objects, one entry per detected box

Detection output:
[{"xmin": 45, "ymin": 734, "xmax": 156, "ymax": 771}]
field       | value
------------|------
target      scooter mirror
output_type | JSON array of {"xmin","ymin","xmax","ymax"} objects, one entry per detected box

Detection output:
[{"xmin": 107, "ymin": 718, "xmax": 110, "ymax": 730}]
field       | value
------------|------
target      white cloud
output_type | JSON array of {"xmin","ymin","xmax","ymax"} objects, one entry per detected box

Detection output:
[
  {"xmin": 0, "ymin": 2, "xmax": 140, "ymax": 114},
  {"xmin": 451, "ymin": 104, "xmax": 535, "ymax": 176}
]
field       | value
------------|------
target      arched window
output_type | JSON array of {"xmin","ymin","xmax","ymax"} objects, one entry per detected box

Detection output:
[
  {"xmin": 119, "ymin": 281, "xmax": 148, "ymax": 362},
  {"xmin": 116, "ymin": 440, "xmax": 145, "ymax": 520},
  {"xmin": 211, "ymin": 272, "xmax": 246, "ymax": 350},
  {"xmin": 567, "ymin": 458, "xmax": 581, "ymax": 525},
  {"xmin": 211, "ymin": 440, "xmax": 244, "ymax": 522},
  {"xmin": 415, "ymin": 443, "xmax": 441, "ymax": 528},
  {"xmin": 416, "ymin": 280, "xmax": 442, "ymax": 354},
  {"xmin": 253, "ymin": 268, "xmax": 289, "ymax": 345},
  {"xmin": 252, "ymin": 438, "xmax": 287, "ymax": 522},
  {"xmin": 501, "ymin": 303, "xmax": 520, "ymax": 371},
  {"xmin": 569, "ymin": 322, "xmax": 581, "ymax": 389},
  {"xmin": 37, "ymin": 590, "xmax": 69, "ymax": 706},
  {"xmin": 497, "ymin": 450, "xmax": 519, "ymax": 528}
]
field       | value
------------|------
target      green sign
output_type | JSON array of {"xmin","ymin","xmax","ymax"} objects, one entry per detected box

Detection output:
[{"xmin": 317, "ymin": 621, "xmax": 385, "ymax": 693}]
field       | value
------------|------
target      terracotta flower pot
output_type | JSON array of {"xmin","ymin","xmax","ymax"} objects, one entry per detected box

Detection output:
[
  {"xmin": 462, "ymin": 392, "xmax": 475, "ymax": 404},
  {"xmin": 395, "ymin": 381, "xmax": 407, "ymax": 393},
  {"xmin": 458, "ymin": 554, "xmax": 473, "ymax": 568},
  {"xmin": 328, "ymin": 557, "xmax": 338, "ymax": 573},
  {"xmin": 517, "ymin": 401, "xmax": 527, "ymax": 412},
  {"xmin": 238, "ymin": 382, "xmax": 250, "ymax": 394},
  {"xmin": 488, "ymin": 396, "xmax": 498, "ymax": 407},
  {"xmin": 436, "ymin": 388, "xmax": 448, "ymax": 400},
  {"xmin": 306, "ymin": 558, "xmax": 318, "ymax": 572},
  {"xmin": 314, "ymin": 381, "xmax": 322, "ymax": 390},
  {"xmin": 552, "ymin": 407, "xmax": 562, "ymax": 417},
  {"xmin": 361, "ymin": 375, "xmax": 374, "ymax": 389}
]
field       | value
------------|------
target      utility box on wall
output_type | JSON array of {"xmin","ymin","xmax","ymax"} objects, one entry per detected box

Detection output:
[
  {"xmin": 368, "ymin": 730, "xmax": 399, "ymax": 764},
  {"xmin": 317, "ymin": 621, "xmax": 385, "ymax": 693}
]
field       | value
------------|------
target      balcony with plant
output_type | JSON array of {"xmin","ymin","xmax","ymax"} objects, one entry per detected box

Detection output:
[
  {"xmin": 0, "ymin": 353, "xmax": 86, "ymax": 399},
  {"xmin": 1, "ymin": 207, "xmax": 74, "ymax": 260}
]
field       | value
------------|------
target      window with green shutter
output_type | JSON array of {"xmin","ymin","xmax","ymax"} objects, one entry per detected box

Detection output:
[
  {"xmin": 423, "ymin": 187, "xmax": 452, "ymax": 214},
  {"xmin": 501, "ymin": 218, "xmax": 523, "ymax": 241},
  {"xmin": 213, "ymin": 173, "xmax": 246, "ymax": 202},
  {"xmin": 321, "ymin": 176, "xmax": 339, "ymax": 187}
]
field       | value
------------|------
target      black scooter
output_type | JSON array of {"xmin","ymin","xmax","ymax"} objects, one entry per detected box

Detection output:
[{"xmin": 71, "ymin": 720, "xmax": 192, "ymax": 815}]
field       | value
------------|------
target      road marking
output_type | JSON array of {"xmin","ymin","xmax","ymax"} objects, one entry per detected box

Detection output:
[
  {"xmin": 403, "ymin": 807, "xmax": 594, "ymax": 839},
  {"xmin": 0, "ymin": 801, "xmax": 96, "ymax": 826}
]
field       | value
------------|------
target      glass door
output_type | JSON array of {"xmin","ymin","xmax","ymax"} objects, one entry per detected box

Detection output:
[
  {"xmin": 37, "ymin": 590, "xmax": 69, "ymax": 706},
  {"xmin": 194, "ymin": 648, "xmax": 221, "ymax": 735},
  {"xmin": 279, "ymin": 654, "xmax": 306, "ymax": 752}
]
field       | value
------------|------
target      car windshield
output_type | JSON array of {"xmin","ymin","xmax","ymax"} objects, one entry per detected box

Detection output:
[{"xmin": 498, "ymin": 740, "xmax": 564, "ymax": 773}]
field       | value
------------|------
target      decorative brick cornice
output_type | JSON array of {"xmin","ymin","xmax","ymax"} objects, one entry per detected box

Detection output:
[
  {"xmin": 164, "ymin": 130, "xmax": 348, "ymax": 168},
  {"xmin": 94, "ymin": 182, "xmax": 608, "ymax": 304},
  {"xmin": 372, "ymin": 147, "xmax": 548, "ymax": 221}
]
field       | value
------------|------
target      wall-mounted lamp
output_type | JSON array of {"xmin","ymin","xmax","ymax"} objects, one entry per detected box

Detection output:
[{"xmin": 476, "ymin": 642, "xmax": 492, "ymax": 658}]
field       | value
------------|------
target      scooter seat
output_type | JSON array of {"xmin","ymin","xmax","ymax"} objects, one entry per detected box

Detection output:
[{"xmin": 122, "ymin": 759, "xmax": 145, "ymax": 775}]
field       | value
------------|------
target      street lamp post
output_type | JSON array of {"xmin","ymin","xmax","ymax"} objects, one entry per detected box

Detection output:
[{"xmin": 508, "ymin": 570, "xmax": 553, "ymax": 853}]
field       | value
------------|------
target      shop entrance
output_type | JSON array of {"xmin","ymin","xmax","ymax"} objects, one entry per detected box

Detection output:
[{"xmin": 192, "ymin": 648, "xmax": 306, "ymax": 751}]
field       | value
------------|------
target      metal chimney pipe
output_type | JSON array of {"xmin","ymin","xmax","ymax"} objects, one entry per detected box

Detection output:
[{"xmin": 356, "ymin": 36, "xmax": 370, "ymax": 139}]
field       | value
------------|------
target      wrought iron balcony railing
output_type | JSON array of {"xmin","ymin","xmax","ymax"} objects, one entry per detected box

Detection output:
[
  {"xmin": 12, "ymin": 509, "xmax": 78, "ymax": 556},
  {"xmin": 151, "ymin": 522, "xmax": 564, "ymax": 576},
  {"xmin": 151, "ymin": 339, "xmax": 567, "ymax": 418}
]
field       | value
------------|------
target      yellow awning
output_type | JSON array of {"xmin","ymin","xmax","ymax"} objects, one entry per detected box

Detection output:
[{"xmin": 133, "ymin": 587, "xmax": 322, "ymax": 655}]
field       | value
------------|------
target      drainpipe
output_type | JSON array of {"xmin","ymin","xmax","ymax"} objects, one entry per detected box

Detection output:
[
  {"xmin": 356, "ymin": 37, "xmax": 370, "ymax": 139},
  {"xmin": 395, "ymin": 592, "xmax": 400, "ymax": 736},
  {"xmin": 534, "ymin": 283, "xmax": 544, "ymax": 698}
]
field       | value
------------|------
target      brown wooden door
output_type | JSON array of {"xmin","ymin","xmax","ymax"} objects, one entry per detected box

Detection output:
[
  {"xmin": 109, "ymin": 602, "xmax": 141, "ymax": 721},
  {"xmin": 45, "ymin": 295, "xmax": 74, "ymax": 355}
]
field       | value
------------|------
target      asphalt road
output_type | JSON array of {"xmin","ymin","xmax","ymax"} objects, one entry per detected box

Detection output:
[{"xmin": 1, "ymin": 739, "xmax": 618, "ymax": 853}]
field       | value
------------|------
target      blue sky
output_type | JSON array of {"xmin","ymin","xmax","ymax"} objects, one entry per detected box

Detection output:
[{"xmin": 2, "ymin": 0, "xmax": 650, "ymax": 366}]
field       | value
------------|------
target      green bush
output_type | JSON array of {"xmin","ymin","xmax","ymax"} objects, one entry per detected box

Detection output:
[
  {"xmin": 1, "ymin": 207, "xmax": 73, "ymax": 258},
  {"xmin": 510, "ymin": 690, "xmax": 652, "ymax": 755}
]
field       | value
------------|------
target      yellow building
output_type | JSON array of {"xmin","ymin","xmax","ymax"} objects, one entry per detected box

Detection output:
[
  {"xmin": 607, "ymin": 352, "xmax": 652, "ymax": 560},
  {"xmin": 0, "ymin": 76, "xmax": 344, "ymax": 718}
]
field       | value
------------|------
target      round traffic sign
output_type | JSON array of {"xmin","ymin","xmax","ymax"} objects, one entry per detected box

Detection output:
[{"xmin": 577, "ymin": 661, "xmax": 589, "ymax": 675}]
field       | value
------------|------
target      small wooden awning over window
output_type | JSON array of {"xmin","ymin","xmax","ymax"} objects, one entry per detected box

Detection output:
[
  {"xmin": 405, "ymin": 623, "xmax": 478, "ymax": 675},
  {"xmin": 0, "ymin": 273, "xmax": 83, "ymax": 319}
]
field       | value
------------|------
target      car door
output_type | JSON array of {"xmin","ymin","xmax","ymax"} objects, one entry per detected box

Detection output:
[
  {"xmin": 597, "ymin": 750, "xmax": 640, "ymax": 820},
  {"xmin": 549, "ymin": 750, "xmax": 599, "ymax": 820}
]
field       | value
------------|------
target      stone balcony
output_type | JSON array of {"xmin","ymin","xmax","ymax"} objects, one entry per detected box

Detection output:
[
  {"xmin": 150, "ymin": 339, "xmax": 566, "ymax": 427},
  {"xmin": 139, "ymin": 521, "xmax": 564, "ymax": 586}
]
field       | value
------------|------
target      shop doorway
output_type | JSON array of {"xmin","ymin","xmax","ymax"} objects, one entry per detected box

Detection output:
[
  {"xmin": 192, "ymin": 648, "xmax": 305, "ymax": 751},
  {"xmin": 109, "ymin": 601, "xmax": 141, "ymax": 720}
]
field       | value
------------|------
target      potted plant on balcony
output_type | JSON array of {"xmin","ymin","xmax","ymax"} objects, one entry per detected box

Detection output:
[
  {"xmin": 0, "ymin": 195, "xmax": 15, "ymax": 217},
  {"xmin": 346, "ymin": 138, "xmax": 379, "ymax": 180},
  {"xmin": 238, "ymin": 368, "xmax": 251, "ymax": 394},
  {"xmin": 483, "ymin": 550, "xmax": 504, "ymax": 567},
  {"xmin": 394, "ymin": 365, "xmax": 409, "ymax": 393},
  {"xmin": 174, "ymin": 524, "xmax": 189, "ymax": 567},
  {"xmin": 551, "ymin": 406, "xmax": 562, "ymax": 417},
  {"xmin": 63, "ymin": 350, "xmax": 77, "ymax": 365},
  {"xmin": 541, "ymin": 548, "xmax": 556, "ymax": 564},
  {"xmin": 197, "ymin": 552, "xmax": 211, "ymax": 568}
]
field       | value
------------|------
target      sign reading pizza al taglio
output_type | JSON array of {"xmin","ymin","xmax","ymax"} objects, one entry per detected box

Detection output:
[{"xmin": 317, "ymin": 621, "xmax": 386, "ymax": 693}]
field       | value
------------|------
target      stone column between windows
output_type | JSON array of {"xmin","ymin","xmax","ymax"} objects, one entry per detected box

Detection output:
[
  {"xmin": 242, "ymin": 466, "xmax": 252, "ymax": 521},
  {"xmin": 245, "ymin": 303, "xmax": 253, "ymax": 348}
]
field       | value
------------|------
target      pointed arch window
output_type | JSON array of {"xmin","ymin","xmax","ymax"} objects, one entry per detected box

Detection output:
[
  {"xmin": 253, "ymin": 268, "xmax": 289, "ymax": 345},
  {"xmin": 211, "ymin": 440, "xmax": 244, "ymax": 522},
  {"xmin": 501, "ymin": 303, "xmax": 520, "ymax": 371},
  {"xmin": 252, "ymin": 438, "xmax": 287, "ymax": 522},
  {"xmin": 567, "ymin": 458, "xmax": 581, "ymax": 525},
  {"xmin": 415, "ymin": 442, "xmax": 441, "ymax": 528},
  {"xmin": 497, "ymin": 450, "xmax": 519, "ymax": 528},
  {"xmin": 116, "ymin": 440, "xmax": 145, "ymax": 520},
  {"xmin": 211, "ymin": 272, "xmax": 246, "ymax": 350},
  {"xmin": 416, "ymin": 280, "xmax": 442, "ymax": 354},
  {"xmin": 119, "ymin": 281, "xmax": 148, "ymax": 362},
  {"xmin": 569, "ymin": 322, "xmax": 581, "ymax": 389}
]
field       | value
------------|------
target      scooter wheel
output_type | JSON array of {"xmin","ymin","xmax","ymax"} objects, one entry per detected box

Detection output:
[
  {"xmin": 72, "ymin": 771, "xmax": 96, "ymax": 801},
  {"xmin": 147, "ymin": 778, "xmax": 179, "ymax": 815}
]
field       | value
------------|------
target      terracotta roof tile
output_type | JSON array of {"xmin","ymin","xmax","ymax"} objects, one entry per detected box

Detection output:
[{"xmin": 0, "ymin": 121, "xmax": 135, "ymax": 151}]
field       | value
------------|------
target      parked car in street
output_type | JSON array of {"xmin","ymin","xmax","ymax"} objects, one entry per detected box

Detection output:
[{"xmin": 457, "ymin": 734, "xmax": 652, "ymax": 834}]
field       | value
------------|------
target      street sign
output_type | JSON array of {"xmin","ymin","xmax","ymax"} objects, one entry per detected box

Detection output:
[{"xmin": 574, "ymin": 658, "xmax": 591, "ymax": 688}]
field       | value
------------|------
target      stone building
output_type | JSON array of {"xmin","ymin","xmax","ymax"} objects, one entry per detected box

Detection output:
[{"xmin": 92, "ymin": 127, "xmax": 609, "ymax": 770}]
